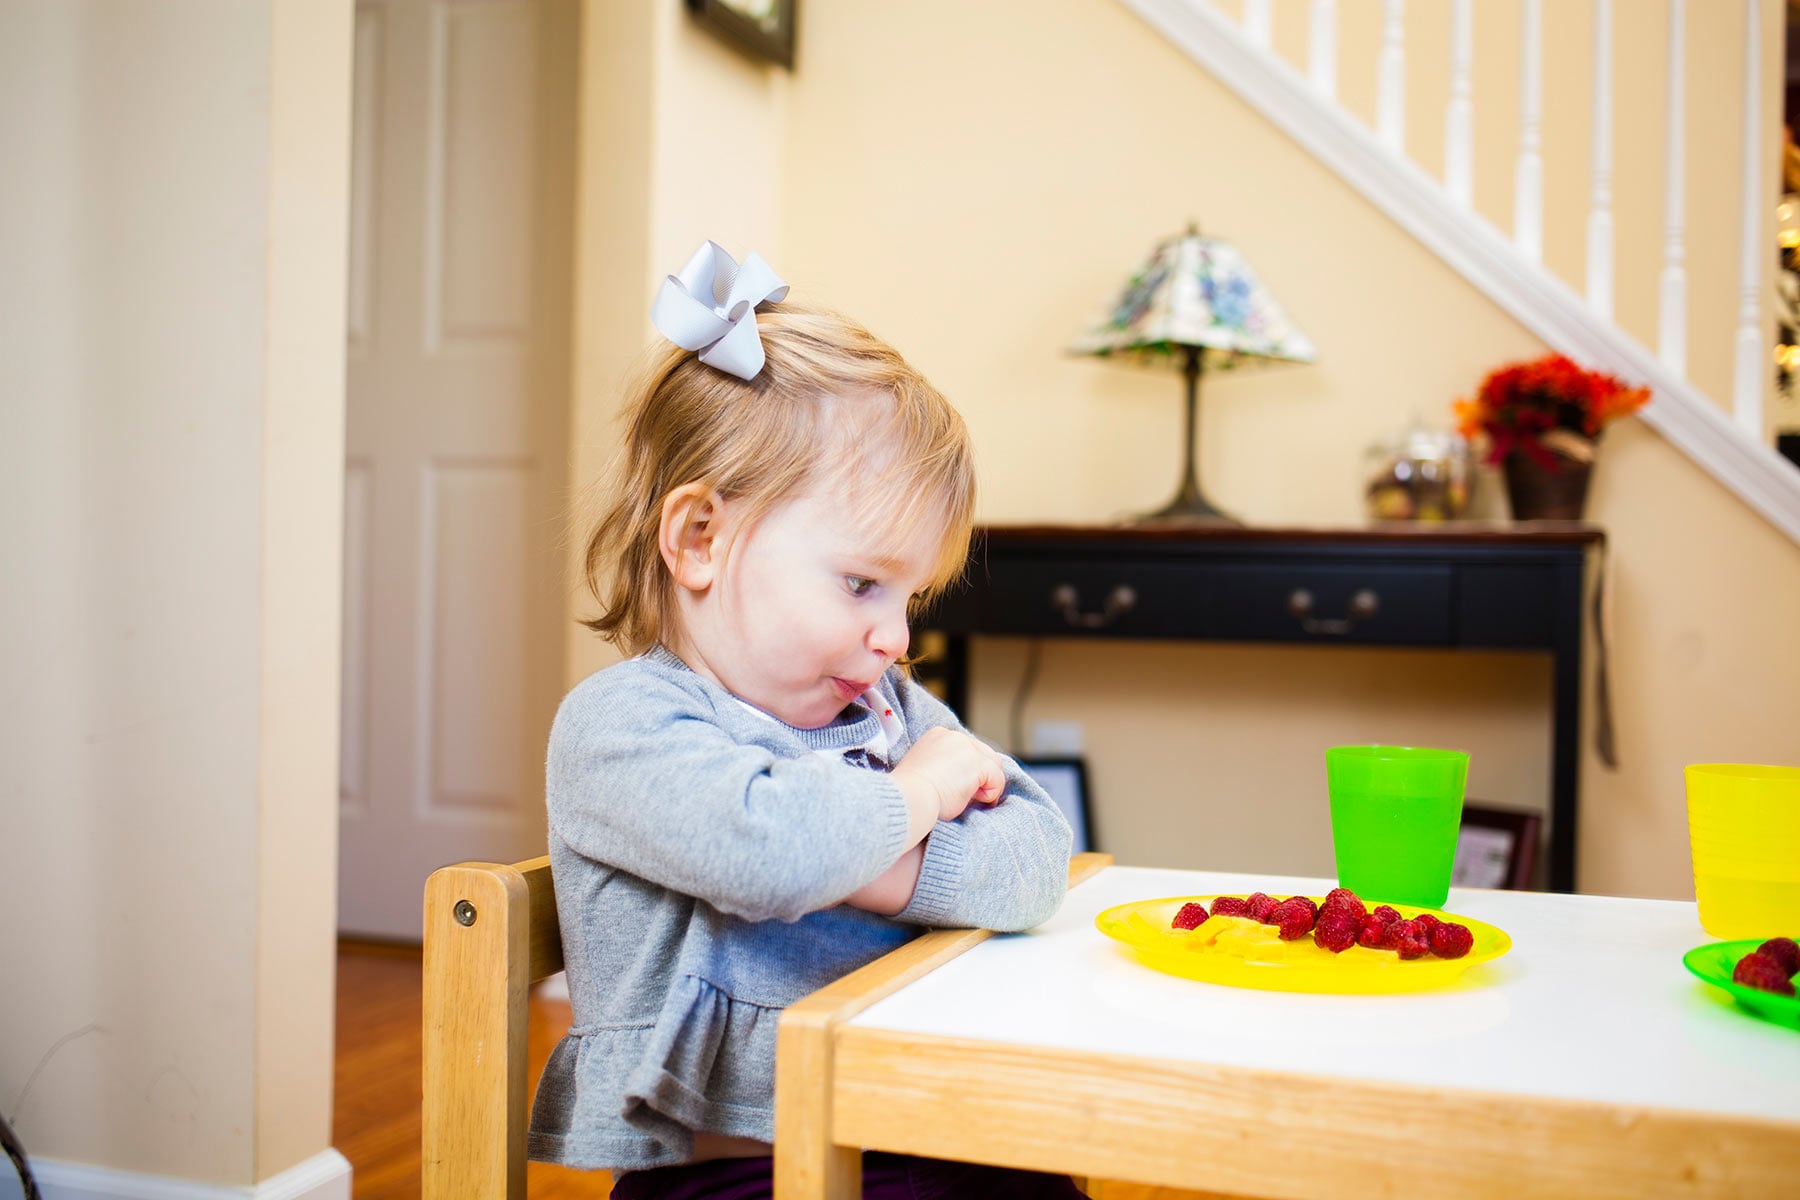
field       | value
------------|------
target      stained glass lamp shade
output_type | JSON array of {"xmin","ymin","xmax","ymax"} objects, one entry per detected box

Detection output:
[{"xmin": 1070, "ymin": 227, "xmax": 1316, "ymax": 523}]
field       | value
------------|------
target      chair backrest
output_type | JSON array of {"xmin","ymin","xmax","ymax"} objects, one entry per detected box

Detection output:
[{"xmin": 422, "ymin": 856, "xmax": 562, "ymax": 1200}]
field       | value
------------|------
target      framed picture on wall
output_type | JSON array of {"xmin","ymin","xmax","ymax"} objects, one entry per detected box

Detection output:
[
  {"xmin": 1453, "ymin": 804, "xmax": 1542, "ymax": 890},
  {"xmin": 1017, "ymin": 757, "xmax": 1093, "ymax": 855},
  {"xmin": 685, "ymin": 0, "xmax": 797, "ymax": 69}
]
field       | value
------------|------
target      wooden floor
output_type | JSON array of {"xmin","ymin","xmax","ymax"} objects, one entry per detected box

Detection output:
[{"xmin": 333, "ymin": 940, "xmax": 1214, "ymax": 1199}]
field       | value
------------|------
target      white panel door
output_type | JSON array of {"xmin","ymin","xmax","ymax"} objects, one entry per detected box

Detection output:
[{"xmin": 340, "ymin": 0, "xmax": 576, "ymax": 939}]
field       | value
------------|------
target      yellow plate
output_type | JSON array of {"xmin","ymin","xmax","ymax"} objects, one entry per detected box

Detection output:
[{"xmin": 1094, "ymin": 895, "xmax": 1513, "ymax": 994}]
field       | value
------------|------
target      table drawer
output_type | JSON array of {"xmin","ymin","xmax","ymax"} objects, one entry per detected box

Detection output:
[
  {"xmin": 977, "ymin": 559, "xmax": 1454, "ymax": 644},
  {"xmin": 1205, "ymin": 564, "xmax": 1452, "ymax": 644},
  {"xmin": 976, "ymin": 560, "xmax": 1206, "ymax": 637}
]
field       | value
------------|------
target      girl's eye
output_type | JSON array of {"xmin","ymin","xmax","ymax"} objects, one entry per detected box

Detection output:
[{"xmin": 845, "ymin": 576, "xmax": 876, "ymax": 597}]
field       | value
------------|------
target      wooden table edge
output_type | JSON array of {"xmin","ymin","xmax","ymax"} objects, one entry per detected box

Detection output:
[{"xmin": 825, "ymin": 1027, "xmax": 1800, "ymax": 1198}]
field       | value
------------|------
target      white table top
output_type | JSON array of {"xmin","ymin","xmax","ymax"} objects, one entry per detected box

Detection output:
[{"xmin": 850, "ymin": 865, "xmax": 1800, "ymax": 1122}]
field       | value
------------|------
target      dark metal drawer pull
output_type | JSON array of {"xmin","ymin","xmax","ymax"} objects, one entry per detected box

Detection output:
[
  {"xmin": 1050, "ymin": 583, "xmax": 1137, "ymax": 629},
  {"xmin": 1287, "ymin": 587, "xmax": 1380, "ymax": 635}
]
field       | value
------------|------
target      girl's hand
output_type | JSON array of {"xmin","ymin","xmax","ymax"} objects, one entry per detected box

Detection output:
[{"xmin": 893, "ymin": 727, "xmax": 1009, "ymax": 827}]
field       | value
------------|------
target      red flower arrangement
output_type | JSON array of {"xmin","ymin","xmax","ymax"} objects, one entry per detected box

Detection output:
[{"xmin": 1454, "ymin": 354, "xmax": 1650, "ymax": 470}]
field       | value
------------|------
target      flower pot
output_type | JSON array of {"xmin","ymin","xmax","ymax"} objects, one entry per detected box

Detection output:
[{"xmin": 1502, "ymin": 449, "xmax": 1593, "ymax": 521}]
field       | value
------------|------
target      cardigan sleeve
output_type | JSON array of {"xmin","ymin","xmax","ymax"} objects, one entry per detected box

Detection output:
[
  {"xmin": 886, "ymin": 673, "xmax": 1074, "ymax": 932},
  {"xmin": 545, "ymin": 667, "xmax": 915, "ymax": 924}
]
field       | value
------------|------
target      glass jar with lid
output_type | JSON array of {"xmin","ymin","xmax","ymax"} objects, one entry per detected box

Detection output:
[{"xmin": 1364, "ymin": 423, "xmax": 1471, "ymax": 521}]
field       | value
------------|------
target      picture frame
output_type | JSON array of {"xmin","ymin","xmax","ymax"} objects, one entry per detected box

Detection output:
[
  {"xmin": 1453, "ymin": 804, "xmax": 1543, "ymax": 890},
  {"xmin": 1016, "ymin": 756, "xmax": 1094, "ymax": 855},
  {"xmin": 685, "ymin": 0, "xmax": 797, "ymax": 69}
]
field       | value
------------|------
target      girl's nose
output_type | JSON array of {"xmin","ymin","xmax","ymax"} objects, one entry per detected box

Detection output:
[{"xmin": 867, "ymin": 607, "xmax": 910, "ymax": 663}]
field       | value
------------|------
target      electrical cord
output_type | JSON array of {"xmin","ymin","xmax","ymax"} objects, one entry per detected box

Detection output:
[
  {"xmin": 1007, "ymin": 638, "xmax": 1044, "ymax": 755},
  {"xmin": 2, "ymin": 1112, "xmax": 41, "ymax": 1200}
]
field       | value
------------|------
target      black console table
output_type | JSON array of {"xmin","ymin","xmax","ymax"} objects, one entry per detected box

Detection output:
[{"xmin": 921, "ymin": 523, "xmax": 1606, "ymax": 893}]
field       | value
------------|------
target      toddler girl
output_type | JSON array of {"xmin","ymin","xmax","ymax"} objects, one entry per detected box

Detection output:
[{"xmin": 528, "ymin": 242, "xmax": 1080, "ymax": 1199}]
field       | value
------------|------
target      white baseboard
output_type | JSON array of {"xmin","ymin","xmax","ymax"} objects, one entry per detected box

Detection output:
[{"xmin": 1, "ymin": 1149, "xmax": 350, "ymax": 1200}]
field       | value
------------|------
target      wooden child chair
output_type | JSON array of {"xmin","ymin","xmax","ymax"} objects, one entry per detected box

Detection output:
[{"xmin": 422, "ymin": 856, "xmax": 562, "ymax": 1200}]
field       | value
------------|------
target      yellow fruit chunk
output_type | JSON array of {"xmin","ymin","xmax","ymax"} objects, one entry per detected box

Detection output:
[
  {"xmin": 1210, "ymin": 921, "xmax": 1283, "ymax": 957},
  {"xmin": 1176, "ymin": 913, "xmax": 1259, "ymax": 949}
]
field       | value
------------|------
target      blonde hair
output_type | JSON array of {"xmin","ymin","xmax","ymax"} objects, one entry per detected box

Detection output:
[{"xmin": 581, "ymin": 303, "xmax": 976, "ymax": 654}]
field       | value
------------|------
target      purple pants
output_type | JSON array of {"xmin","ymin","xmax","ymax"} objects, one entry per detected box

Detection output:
[{"xmin": 608, "ymin": 1152, "xmax": 1087, "ymax": 1200}]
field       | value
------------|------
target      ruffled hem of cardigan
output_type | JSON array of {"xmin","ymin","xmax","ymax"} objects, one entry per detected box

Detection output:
[{"xmin": 528, "ymin": 973, "xmax": 777, "ymax": 1171}]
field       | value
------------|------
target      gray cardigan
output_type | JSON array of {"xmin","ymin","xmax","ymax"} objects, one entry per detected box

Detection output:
[{"xmin": 527, "ymin": 646, "xmax": 1074, "ymax": 1170}]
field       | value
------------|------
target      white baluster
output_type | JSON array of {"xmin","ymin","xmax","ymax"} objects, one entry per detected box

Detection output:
[
  {"xmin": 1310, "ymin": 0, "xmax": 1338, "ymax": 100},
  {"xmin": 1733, "ymin": 0, "xmax": 1765, "ymax": 434},
  {"xmin": 1377, "ymin": 0, "xmax": 1406, "ymax": 153},
  {"xmin": 1660, "ymin": 0, "xmax": 1687, "ymax": 375},
  {"xmin": 1587, "ymin": 0, "xmax": 1614, "ymax": 318},
  {"xmin": 1445, "ymin": 0, "xmax": 1473, "ymax": 206},
  {"xmin": 1244, "ymin": 0, "xmax": 1273, "ymax": 49},
  {"xmin": 1516, "ymin": 0, "xmax": 1543, "ymax": 263}
]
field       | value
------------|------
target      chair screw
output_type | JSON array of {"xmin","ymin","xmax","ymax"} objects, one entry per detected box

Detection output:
[{"xmin": 453, "ymin": 899, "xmax": 477, "ymax": 927}]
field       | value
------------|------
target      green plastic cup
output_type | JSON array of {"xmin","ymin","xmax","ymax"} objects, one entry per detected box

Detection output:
[{"xmin": 1326, "ymin": 744, "xmax": 1470, "ymax": 908}]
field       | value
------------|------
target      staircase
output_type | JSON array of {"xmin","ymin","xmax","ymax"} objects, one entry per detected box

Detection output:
[{"xmin": 1121, "ymin": 0, "xmax": 1800, "ymax": 544}]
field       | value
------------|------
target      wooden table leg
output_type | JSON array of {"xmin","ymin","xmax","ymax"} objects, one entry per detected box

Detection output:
[{"xmin": 774, "ymin": 1006, "xmax": 860, "ymax": 1200}]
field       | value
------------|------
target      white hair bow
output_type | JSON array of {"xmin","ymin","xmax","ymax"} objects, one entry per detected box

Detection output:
[{"xmin": 650, "ymin": 241, "xmax": 790, "ymax": 380}]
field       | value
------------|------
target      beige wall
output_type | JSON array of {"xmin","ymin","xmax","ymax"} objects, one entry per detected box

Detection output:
[
  {"xmin": 0, "ymin": 0, "xmax": 348, "ymax": 1184},
  {"xmin": 769, "ymin": 0, "xmax": 1799, "ymax": 899}
]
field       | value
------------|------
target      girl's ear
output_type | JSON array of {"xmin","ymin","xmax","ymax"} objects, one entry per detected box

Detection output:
[{"xmin": 658, "ymin": 483, "xmax": 729, "ymax": 593}]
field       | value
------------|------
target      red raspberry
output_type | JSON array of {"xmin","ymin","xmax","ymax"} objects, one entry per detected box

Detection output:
[
  {"xmin": 1357, "ymin": 913, "xmax": 1398, "ymax": 950},
  {"xmin": 1285, "ymin": 895, "xmax": 1319, "ymax": 923},
  {"xmin": 1320, "ymin": 888, "xmax": 1366, "ymax": 922},
  {"xmin": 1412, "ymin": 912, "xmax": 1443, "ymax": 935},
  {"xmin": 1370, "ymin": 905, "xmax": 1403, "ymax": 928},
  {"xmin": 1733, "ymin": 952, "xmax": 1798, "ymax": 996},
  {"xmin": 1394, "ymin": 919, "xmax": 1432, "ymax": 960},
  {"xmin": 1429, "ymin": 922, "xmax": 1474, "ymax": 959},
  {"xmin": 1170, "ymin": 902, "xmax": 1209, "ymax": 930},
  {"xmin": 1270, "ymin": 897, "xmax": 1317, "ymax": 940},
  {"xmin": 1246, "ymin": 892, "xmax": 1279, "ymax": 923},
  {"xmin": 1753, "ymin": 936, "xmax": 1800, "ymax": 977},
  {"xmin": 1313, "ymin": 911, "xmax": 1360, "ymax": 953},
  {"xmin": 1209, "ymin": 895, "xmax": 1251, "ymax": 918}
]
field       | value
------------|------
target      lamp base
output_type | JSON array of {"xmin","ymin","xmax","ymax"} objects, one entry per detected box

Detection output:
[
  {"xmin": 1131, "ymin": 484, "xmax": 1242, "ymax": 526},
  {"xmin": 1127, "ymin": 344, "xmax": 1242, "ymax": 526}
]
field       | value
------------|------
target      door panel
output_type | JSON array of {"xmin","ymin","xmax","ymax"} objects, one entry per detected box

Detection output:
[{"xmin": 339, "ymin": 0, "xmax": 575, "ymax": 939}]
